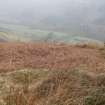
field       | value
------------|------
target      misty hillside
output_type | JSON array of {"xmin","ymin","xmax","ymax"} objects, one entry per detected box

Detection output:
[
  {"xmin": 0, "ymin": 23, "xmax": 104, "ymax": 48},
  {"xmin": 0, "ymin": 0, "xmax": 105, "ymax": 41}
]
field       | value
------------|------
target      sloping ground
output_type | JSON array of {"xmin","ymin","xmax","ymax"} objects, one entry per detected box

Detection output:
[
  {"xmin": 0, "ymin": 43, "xmax": 105, "ymax": 105},
  {"xmin": 0, "ymin": 69, "xmax": 105, "ymax": 105},
  {"xmin": 0, "ymin": 42, "xmax": 104, "ymax": 73}
]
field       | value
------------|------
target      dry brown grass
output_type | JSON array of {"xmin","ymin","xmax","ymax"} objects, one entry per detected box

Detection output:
[
  {"xmin": 0, "ymin": 42, "xmax": 104, "ymax": 73},
  {"xmin": 0, "ymin": 69, "xmax": 104, "ymax": 105},
  {"xmin": 0, "ymin": 42, "xmax": 104, "ymax": 104},
  {"xmin": 99, "ymin": 43, "xmax": 105, "ymax": 59}
]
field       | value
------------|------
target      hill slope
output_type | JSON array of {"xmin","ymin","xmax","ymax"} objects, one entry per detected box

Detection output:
[
  {"xmin": 0, "ymin": 43, "xmax": 104, "ymax": 105},
  {"xmin": 0, "ymin": 42, "xmax": 104, "ymax": 73}
]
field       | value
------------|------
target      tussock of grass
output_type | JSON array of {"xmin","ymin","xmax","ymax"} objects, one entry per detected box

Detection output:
[
  {"xmin": 9, "ymin": 69, "xmax": 49, "ymax": 84},
  {"xmin": 100, "ymin": 43, "xmax": 105, "ymax": 59},
  {"xmin": 74, "ymin": 41, "xmax": 104, "ymax": 49},
  {"xmin": 84, "ymin": 88, "xmax": 105, "ymax": 105}
]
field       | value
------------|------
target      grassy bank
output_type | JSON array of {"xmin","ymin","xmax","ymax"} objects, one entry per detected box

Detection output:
[{"xmin": 0, "ymin": 69, "xmax": 105, "ymax": 105}]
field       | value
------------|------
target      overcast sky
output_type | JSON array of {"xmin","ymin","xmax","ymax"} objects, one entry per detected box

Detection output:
[
  {"xmin": 0, "ymin": 0, "xmax": 105, "ymax": 40},
  {"xmin": 0, "ymin": 0, "xmax": 103, "ymax": 22},
  {"xmin": 0, "ymin": 0, "xmax": 100, "ymax": 16}
]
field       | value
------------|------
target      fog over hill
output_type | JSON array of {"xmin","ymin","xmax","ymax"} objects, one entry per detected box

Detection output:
[{"xmin": 0, "ymin": 0, "xmax": 105, "ymax": 41}]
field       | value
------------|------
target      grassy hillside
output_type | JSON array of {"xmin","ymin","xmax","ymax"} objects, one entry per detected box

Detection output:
[
  {"xmin": 0, "ymin": 69, "xmax": 105, "ymax": 105},
  {"xmin": 0, "ymin": 43, "xmax": 104, "ymax": 105},
  {"xmin": 0, "ymin": 43, "xmax": 104, "ymax": 72}
]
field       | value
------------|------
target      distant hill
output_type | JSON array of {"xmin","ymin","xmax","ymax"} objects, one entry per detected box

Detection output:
[{"xmin": 0, "ymin": 23, "xmax": 103, "ymax": 47}]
